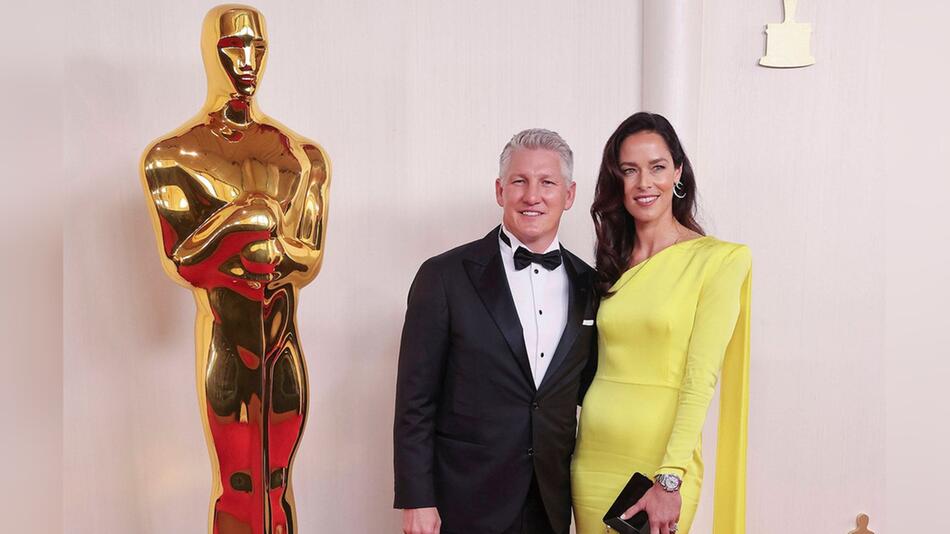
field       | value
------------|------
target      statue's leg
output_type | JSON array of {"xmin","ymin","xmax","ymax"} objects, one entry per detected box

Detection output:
[
  {"xmin": 263, "ymin": 288, "xmax": 308, "ymax": 534},
  {"xmin": 202, "ymin": 288, "xmax": 268, "ymax": 534},
  {"xmin": 266, "ymin": 341, "xmax": 307, "ymax": 534}
]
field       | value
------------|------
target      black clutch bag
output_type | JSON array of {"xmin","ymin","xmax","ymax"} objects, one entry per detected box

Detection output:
[{"xmin": 602, "ymin": 472, "xmax": 653, "ymax": 534}]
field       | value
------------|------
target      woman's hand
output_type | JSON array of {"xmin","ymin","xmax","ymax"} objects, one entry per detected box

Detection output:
[{"xmin": 620, "ymin": 483, "xmax": 681, "ymax": 534}]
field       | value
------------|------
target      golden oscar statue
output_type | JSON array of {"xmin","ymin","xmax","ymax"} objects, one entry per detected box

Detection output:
[{"xmin": 139, "ymin": 5, "xmax": 330, "ymax": 533}]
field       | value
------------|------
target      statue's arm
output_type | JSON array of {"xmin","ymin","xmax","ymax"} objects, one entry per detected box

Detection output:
[
  {"xmin": 141, "ymin": 159, "xmax": 208, "ymax": 264},
  {"xmin": 277, "ymin": 144, "xmax": 331, "ymax": 281},
  {"xmin": 143, "ymin": 156, "xmax": 275, "ymax": 267},
  {"xmin": 172, "ymin": 198, "xmax": 279, "ymax": 265}
]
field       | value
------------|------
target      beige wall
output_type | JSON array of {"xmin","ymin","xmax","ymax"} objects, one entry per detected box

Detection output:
[
  {"xmin": 694, "ymin": 0, "xmax": 888, "ymax": 529},
  {"xmin": 1, "ymin": 4, "xmax": 63, "ymax": 534},
  {"xmin": 881, "ymin": 2, "xmax": 950, "ymax": 532},
  {"xmin": 694, "ymin": 1, "xmax": 949, "ymax": 532},
  {"xmin": 49, "ymin": 1, "xmax": 950, "ymax": 533}
]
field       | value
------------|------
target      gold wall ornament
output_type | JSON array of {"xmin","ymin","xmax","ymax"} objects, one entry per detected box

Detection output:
[
  {"xmin": 760, "ymin": 0, "xmax": 816, "ymax": 68},
  {"xmin": 849, "ymin": 513, "xmax": 875, "ymax": 534},
  {"xmin": 139, "ymin": 5, "xmax": 330, "ymax": 533}
]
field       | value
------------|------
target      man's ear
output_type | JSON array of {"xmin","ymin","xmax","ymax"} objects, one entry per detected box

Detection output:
[{"xmin": 563, "ymin": 180, "xmax": 577, "ymax": 210}]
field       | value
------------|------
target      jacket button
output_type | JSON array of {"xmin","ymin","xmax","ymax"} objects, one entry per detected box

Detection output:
[
  {"xmin": 527, "ymin": 447, "xmax": 535, "ymax": 456},
  {"xmin": 532, "ymin": 401, "xmax": 540, "ymax": 410}
]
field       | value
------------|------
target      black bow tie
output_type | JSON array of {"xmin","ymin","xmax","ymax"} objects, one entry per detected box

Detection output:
[
  {"xmin": 514, "ymin": 246, "xmax": 562, "ymax": 271},
  {"xmin": 500, "ymin": 228, "xmax": 562, "ymax": 271}
]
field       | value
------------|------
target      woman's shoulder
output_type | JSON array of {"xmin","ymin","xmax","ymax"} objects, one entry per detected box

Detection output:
[{"xmin": 689, "ymin": 236, "xmax": 751, "ymax": 270}]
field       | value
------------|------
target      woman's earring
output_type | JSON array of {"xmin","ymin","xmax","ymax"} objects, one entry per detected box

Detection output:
[{"xmin": 673, "ymin": 181, "xmax": 687, "ymax": 199}]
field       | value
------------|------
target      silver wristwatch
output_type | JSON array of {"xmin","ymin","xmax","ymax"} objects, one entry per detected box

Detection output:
[{"xmin": 654, "ymin": 473, "xmax": 682, "ymax": 492}]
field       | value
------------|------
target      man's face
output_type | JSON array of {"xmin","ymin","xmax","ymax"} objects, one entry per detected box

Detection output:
[
  {"xmin": 495, "ymin": 148, "xmax": 576, "ymax": 252},
  {"xmin": 215, "ymin": 11, "xmax": 267, "ymax": 97}
]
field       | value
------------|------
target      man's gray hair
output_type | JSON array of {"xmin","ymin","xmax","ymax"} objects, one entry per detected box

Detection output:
[{"xmin": 498, "ymin": 128, "xmax": 574, "ymax": 182}]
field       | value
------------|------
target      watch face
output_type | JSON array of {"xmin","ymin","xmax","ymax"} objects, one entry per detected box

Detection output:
[{"xmin": 659, "ymin": 475, "xmax": 680, "ymax": 491}]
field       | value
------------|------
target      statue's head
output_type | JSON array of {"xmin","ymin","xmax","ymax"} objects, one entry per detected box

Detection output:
[{"xmin": 201, "ymin": 5, "xmax": 268, "ymax": 99}]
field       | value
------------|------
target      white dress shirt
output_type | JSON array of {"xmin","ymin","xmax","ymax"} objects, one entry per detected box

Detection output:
[{"xmin": 499, "ymin": 226, "xmax": 570, "ymax": 388}]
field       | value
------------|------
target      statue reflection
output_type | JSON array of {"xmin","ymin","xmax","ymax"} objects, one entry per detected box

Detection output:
[{"xmin": 140, "ymin": 5, "xmax": 330, "ymax": 533}]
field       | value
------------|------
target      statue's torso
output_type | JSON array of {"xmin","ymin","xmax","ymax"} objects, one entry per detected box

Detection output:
[
  {"xmin": 144, "ymin": 116, "xmax": 329, "ymax": 292},
  {"xmin": 150, "ymin": 120, "xmax": 312, "ymax": 213}
]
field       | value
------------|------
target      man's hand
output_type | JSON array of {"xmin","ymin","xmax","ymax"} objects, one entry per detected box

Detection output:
[
  {"xmin": 620, "ymin": 484, "xmax": 681, "ymax": 534},
  {"xmin": 402, "ymin": 507, "xmax": 441, "ymax": 534}
]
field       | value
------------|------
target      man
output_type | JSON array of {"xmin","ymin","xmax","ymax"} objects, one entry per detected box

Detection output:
[{"xmin": 393, "ymin": 129, "xmax": 598, "ymax": 534}]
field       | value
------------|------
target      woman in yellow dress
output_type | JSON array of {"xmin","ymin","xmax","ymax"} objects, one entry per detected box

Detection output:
[{"xmin": 572, "ymin": 112, "xmax": 750, "ymax": 534}]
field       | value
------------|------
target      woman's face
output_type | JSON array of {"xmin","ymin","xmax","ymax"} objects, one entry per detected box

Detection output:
[{"xmin": 619, "ymin": 131, "xmax": 682, "ymax": 226}]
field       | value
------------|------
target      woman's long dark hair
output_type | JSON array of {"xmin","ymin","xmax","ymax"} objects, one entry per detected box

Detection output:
[{"xmin": 591, "ymin": 112, "xmax": 704, "ymax": 296}]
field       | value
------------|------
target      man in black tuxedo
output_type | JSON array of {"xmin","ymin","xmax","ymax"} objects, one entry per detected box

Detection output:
[{"xmin": 393, "ymin": 129, "xmax": 598, "ymax": 534}]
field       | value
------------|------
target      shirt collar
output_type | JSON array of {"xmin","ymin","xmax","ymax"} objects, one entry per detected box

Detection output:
[{"xmin": 499, "ymin": 224, "xmax": 561, "ymax": 255}]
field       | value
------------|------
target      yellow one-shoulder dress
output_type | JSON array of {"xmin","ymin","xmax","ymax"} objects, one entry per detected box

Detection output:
[{"xmin": 571, "ymin": 237, "xmax": 751, "ymax": 534}]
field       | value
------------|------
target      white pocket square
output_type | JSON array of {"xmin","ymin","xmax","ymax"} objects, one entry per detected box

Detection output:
[{"xmin": 582, "ymin": 319, "xmax": 594, "ymax": 326}]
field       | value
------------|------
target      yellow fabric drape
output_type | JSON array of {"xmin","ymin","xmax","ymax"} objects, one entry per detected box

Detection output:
[{"xmin": 713, "ymin": 267, "xmax": 751, "ymax": 534}]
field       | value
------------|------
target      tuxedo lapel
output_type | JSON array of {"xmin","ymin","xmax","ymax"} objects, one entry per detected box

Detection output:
[
  {"xmin": 464, "ymin": 228, "xmax": 535, "ymax": 390},
  {"xmin": 537, "ymin": 249, "xmax": 587, "ymax": 394}
]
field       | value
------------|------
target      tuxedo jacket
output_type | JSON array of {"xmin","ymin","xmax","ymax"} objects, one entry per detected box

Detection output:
[{"xmin": 393, "ymin": 226, "xmax": 598, "ymax": 534}]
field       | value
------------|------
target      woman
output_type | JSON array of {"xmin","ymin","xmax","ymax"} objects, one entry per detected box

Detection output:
[{"xmin": 571, "ymin": 112, "xmax": 751, "ymax": 534}]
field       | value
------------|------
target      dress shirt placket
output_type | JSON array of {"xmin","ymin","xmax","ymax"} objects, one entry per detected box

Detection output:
[
  {"xmin": 528, "ymin": 261, "xmax": 543, "ymax": 385},
  {"xmin": 498, "ymin": 226, "xmax": 566, "ymax": 388}
]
